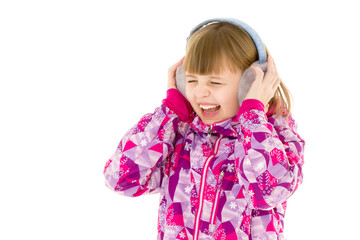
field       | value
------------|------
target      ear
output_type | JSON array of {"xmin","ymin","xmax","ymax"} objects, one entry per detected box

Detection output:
[
  {"xmin": 175, "ymin": 63, "xmax": 187, "ymax": 99},
  {"xmin": 238, "ymin": 61, "xmax": 267, "ymax": 106}
]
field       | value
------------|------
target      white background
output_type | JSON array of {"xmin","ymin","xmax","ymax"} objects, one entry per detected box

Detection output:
[{"xmin": 1, "ymin": 0, "xmax": 359, "ymax": 239}]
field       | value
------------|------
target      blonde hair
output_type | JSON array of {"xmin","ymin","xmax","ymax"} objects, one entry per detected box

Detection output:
[{"xmin": 183, "ymin": 21, "xmax": 292, "ymax": 117}]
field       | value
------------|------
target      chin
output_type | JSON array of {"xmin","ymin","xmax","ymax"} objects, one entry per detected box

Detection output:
[
  {"xmin": 199, "ymin": 115, "xmax": 225, "ymax": 125},
  {"xmin": 201, "ymin": 118, "xmax": 216, "ymax": 125},
  {"xmin": 199, "ymin": 113, "xmax": 235, "ymax": 125}
]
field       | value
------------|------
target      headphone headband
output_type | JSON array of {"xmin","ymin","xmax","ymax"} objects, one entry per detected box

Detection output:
[{"xmin": 186, "ymin": 18, "xmax": 267, "ymax": 64}]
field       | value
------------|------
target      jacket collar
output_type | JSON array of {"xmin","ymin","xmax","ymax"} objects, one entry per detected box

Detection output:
[{"xmin": 189, "ymin": 114, "xmax": 240, "ymax": 138}]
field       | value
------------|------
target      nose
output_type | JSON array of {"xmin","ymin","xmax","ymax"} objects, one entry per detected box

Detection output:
[{"xmin": 194, "ymin": 84, "xmax": 210, "ymax": 99}]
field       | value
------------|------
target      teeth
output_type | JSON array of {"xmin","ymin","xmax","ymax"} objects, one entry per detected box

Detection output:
[{"xmin": 200, "ymin": 105, "xmax": 219, "ymax": 110}]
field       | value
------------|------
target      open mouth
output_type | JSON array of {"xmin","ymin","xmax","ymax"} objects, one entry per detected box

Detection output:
[
  {"xmin": 200, "ymin": 104, "xmax": 220, "ymax": 117},
  {"xmin": 200, "ymin": 104, "xmax": 220, "ymax": 112}
]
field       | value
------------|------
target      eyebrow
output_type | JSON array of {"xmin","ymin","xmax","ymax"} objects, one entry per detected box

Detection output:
[{"xmin": 185, "ymin": 74, "xmax": 225, "ymax": 80}]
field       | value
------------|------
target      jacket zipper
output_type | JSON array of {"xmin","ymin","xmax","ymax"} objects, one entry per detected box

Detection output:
[
  {"xmin": 193, "ymin": 127, "xmax": 222, "ymax": 240},
  {"xmin": 209, "ymin": 170, "xmax": 225, "ymax": 234},
  {"xmin": 206, "ymin": 127, "xmax": 213, "ymax": 142}
]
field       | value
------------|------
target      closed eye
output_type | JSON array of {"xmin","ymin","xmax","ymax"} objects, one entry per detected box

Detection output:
[
  {"xmin": 211, "ymin": 82, "xmax": 222, "ymax": 85},
  {"xmin": 187, "ymin": 80, "xmax": 197, "ymax": 83}
]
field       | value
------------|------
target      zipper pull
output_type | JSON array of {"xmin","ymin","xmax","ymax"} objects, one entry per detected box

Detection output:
[
  {"xmin": 206, "ymin": 127, "xmax": 213, "ymax": 142},
  {"xmin": 217, "ymin": 170, "xmax": 225, "ymax": 188},
  {"xmin": 219, "ymin": 170, "xmax": 225, "ymax": 179}
]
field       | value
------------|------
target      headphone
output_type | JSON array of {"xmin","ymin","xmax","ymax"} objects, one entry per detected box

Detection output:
[{"xmin": 175, "ymin": 18, "xmax": 268, "ymax": 106}]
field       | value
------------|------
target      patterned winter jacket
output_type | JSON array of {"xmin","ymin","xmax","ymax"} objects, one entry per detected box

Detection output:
[{"xmin": 103, "ymin": 89, "xmax": 305, "ymax": 240}]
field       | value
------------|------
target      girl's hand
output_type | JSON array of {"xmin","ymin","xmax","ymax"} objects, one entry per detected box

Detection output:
[
  {"xmin": 244, "ymin": 55, "xmax": 281, "ymax": 107},
  {"xmin": 168, "ymin": 56, "xmax": 185, "ymax": 90}
]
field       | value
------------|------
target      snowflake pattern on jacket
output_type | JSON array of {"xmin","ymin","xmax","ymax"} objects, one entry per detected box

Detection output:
[{"xmin": 103, "ymin": 97, "xmax": 305, "ymax": 240}]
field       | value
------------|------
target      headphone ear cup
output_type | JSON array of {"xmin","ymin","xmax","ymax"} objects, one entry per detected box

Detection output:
[
  {"xmin": 238, "ymin": 61, "xmax": 268, "ymax": 106},
  {"xmin": 176, "ymin": 63, "xmax": 187, "ymax": 99}
]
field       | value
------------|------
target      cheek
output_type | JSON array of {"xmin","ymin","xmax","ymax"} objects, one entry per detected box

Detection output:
[
  {"xmin": 185, "ymin": 88, "xmax": 197, "ymax": 108},
  {"xmin": 220, "ymin": 89, "xmax": 240, "ymax": 114},
  {"xmin": 185, "ymin": 87, "xmax": 190, "ymax": 99}
]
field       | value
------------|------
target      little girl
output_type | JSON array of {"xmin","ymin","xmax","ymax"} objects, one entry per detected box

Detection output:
[{"xmin": 104, "ymin": 18, "xmax": 305, "ymax": 240}]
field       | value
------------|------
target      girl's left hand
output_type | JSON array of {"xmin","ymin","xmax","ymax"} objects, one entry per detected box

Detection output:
[{"xmin": 244, "ymin": 55, "xmax": 281, "ymax": 107}]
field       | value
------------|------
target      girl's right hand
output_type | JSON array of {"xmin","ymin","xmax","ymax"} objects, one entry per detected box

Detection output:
[
  {"xmin": 167, "ymin": 56, "xmax": 185, "ymax": 90},
  {"xmin": 244, "ymin": 55, "xmax": 281, "ymax": 107}
]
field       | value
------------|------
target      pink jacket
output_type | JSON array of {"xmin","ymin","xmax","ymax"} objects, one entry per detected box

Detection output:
[{"xmin": 103, "ymin": 89, "xmax": 305, "ymax": 240}]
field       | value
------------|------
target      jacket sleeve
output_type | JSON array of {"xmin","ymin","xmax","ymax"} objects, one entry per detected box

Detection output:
[
  {"xmin": 235, "ymin": 99, "xmax": 305, "ymax": 210},
  {"xmin": 250, "ymin": 202, "xmax": 287, "ymax": 238},
  {"xmin": 103, "ymin": 104, "xmax": 180, "ymax": 197},
  {"xmin": 103, "ymin": 89, "xmax": 193, "ymax": 197}
]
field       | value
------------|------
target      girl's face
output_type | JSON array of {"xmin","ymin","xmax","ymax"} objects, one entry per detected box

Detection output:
[{"xmin": 185, "ymin": 62, "xmax": 242, "ymax": 125}]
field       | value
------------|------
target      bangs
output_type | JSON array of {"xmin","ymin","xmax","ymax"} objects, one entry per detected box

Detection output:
[
  {"xmin": 183, "ymin": 22, "xmax": 258, "ymax": 75},
  {"xmin": 183, "ymin": 24, "xmax": 241, "ymax": 75}
]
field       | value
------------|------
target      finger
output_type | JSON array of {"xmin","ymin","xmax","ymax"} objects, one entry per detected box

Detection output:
[
  {"xmin": 272, "ymin": 56, "xmax": 278, "ymax": 76},
  {"xmin": 272, "ymin": 76, "xmax": 281, "ymax": 90},
  {"xmin": 261, "ymin": 57, "xmax": 275, "ymax": 85},
  {"xmin": 168, "ymin": 67, "xmax": 175, "ymax": 79},
  {"xmin": 267, "ymin": 55, "xmax": 276, "ymax": 77},
  {"xmin": 250, "ymin": 65, "xmax": 264, "ymax": 82},
  {"xmin": 180, "ymin": 55, "xmax": 185, "ymax": 63},
  {"xmin": 174, "ymin": 56, "xmax": 185, "ymax": 69},
  {"xmin": 269, "ymin": 56, "xmax": 280, "ymax": 90},
  {"xmin": 169, "ymin": 56, "xmax": 184, "ymax": 74},
  {"xmin": 168, "ymin": 68, "xmax": 176, "ymax": 85},
  {"xmin": 265, "ymin": 56, "xmax": 281, "ymax": 89}
]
